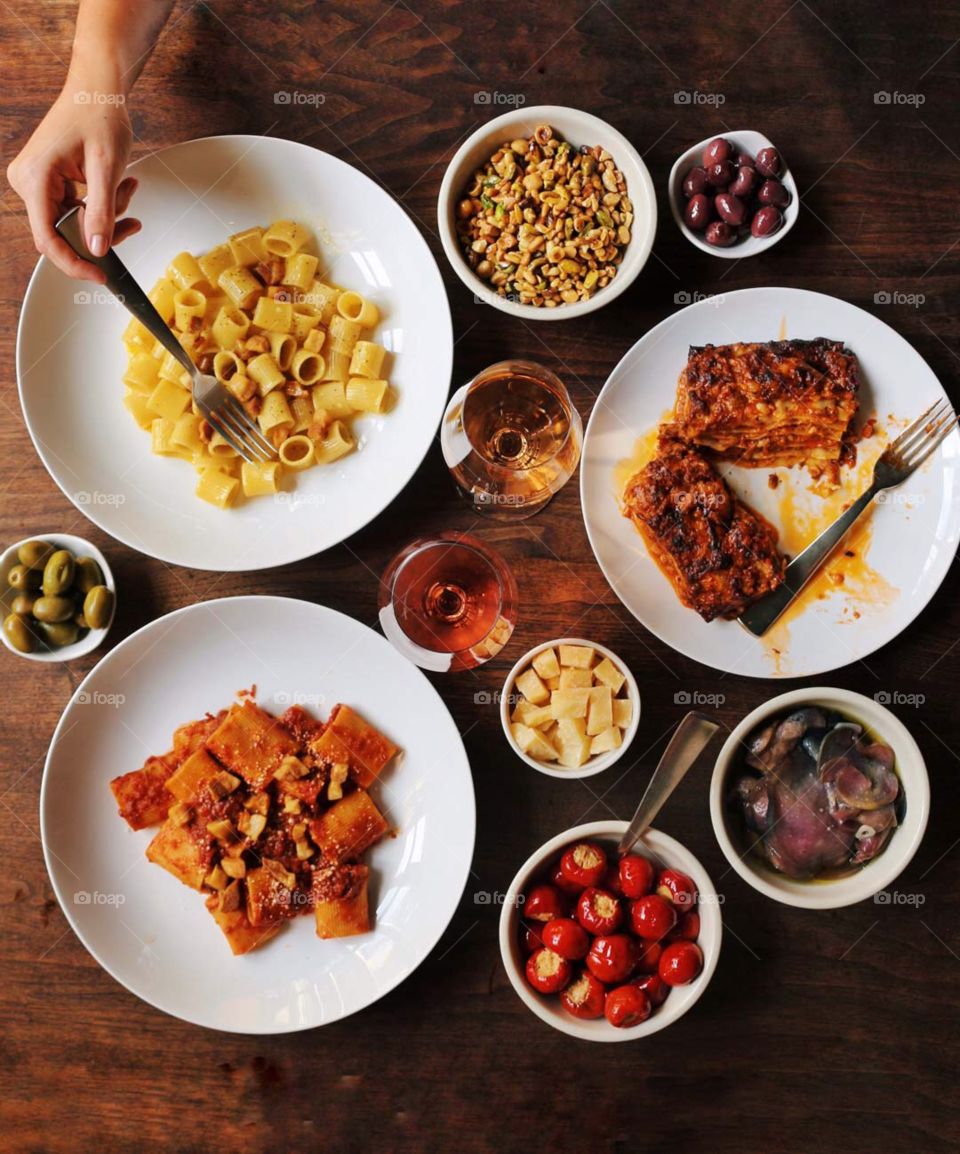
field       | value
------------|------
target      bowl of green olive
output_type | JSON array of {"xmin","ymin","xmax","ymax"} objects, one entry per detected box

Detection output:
[{"xmin": 0, "ymin": 534, "xmax": 116, "ymax": 662}]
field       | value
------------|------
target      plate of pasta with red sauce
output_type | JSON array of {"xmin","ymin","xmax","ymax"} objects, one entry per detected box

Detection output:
[
  {"xmin": 17, "ymin": 135, "xmax": 453, "ymax": 571},
  {"xmin": 40, "ymin": 596, "xmax": 475, "ymax": 1033},
  {"xmin": 580, "ymin": 287, "xmax": 960, "ymax": 678}
]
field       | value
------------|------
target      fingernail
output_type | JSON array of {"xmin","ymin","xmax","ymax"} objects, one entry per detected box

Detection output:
[{"xmin": 90, "ymin": 234, "xmax": 108, "ymax": 257}]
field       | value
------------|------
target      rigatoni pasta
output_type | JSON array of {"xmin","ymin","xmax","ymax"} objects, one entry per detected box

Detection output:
[{"xmin": 121, "ymin": 219, "xmax": 393, "ymax": 509}]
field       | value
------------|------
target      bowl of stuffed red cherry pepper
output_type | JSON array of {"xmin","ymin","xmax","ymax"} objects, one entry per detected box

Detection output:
[{"xmin": 499, "ymin": 821, "xmax": 722, "ymax": 1040}]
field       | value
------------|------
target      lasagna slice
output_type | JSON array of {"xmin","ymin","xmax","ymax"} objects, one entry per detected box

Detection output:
[
  {"xmin": 623, "ymin": 428, "xmax": 786, "ymax": 621},
  {"xmin": 674, "ymin": 338, "xmax": 860, "ymax": 470}
]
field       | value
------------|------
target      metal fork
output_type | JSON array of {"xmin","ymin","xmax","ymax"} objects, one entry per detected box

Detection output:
[
  {"xmin": 739, "ymin": 398, "xmax": 959, "ymax": 636},
  {"xmin": 55, "ymin": 206, "xmax": 276, "ymax": 464}
]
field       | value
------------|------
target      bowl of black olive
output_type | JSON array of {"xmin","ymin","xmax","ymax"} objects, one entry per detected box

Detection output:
[{"xmin": 1, "ymin": 534, "xmax": 116, "ymax": 662}]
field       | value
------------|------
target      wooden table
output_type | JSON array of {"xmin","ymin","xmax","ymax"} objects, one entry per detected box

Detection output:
[{"xmin": 2, "ymin": 3, "xmax": 959, "ymax": 1151}]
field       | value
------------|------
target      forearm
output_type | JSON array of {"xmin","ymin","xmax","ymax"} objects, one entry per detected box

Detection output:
[{"xmin": 66, "ymin": 0, "xmax": 176, "ymax": 97}]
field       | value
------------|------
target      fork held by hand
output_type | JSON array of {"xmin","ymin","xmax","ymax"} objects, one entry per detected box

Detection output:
[
  {"xmin": 739, "ymin": 399, "xmax": 958, "ymax": 636},
  {"xmin": 55, "ymin": 206, "xmax": 276, "ymax": 465}
]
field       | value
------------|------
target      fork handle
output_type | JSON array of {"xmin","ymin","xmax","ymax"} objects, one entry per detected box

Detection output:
[
  {"xmin": 55, "ymin": 206, "xmax": 196, "ymax": 378},
  {"xmin": 738, "ymin": 484, "xmax": 878, "ymax": 636}
]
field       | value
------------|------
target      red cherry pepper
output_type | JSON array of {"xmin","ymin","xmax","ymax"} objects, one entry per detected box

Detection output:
[
  {"xmin": 629, "ymin": 893, "xmax": 678, "ymax": 940},
  {"xmin": 520, "ymin": 922, "xmax": 543, "ymax": 953},
  {"xmin": 658, "ymin": 940, "xmax": 704, "ymax": 987},
  {"xmin": 525, "ymin": 947, "xmax": 573, "ymax": 994},
  {"xmin": 523, "ymin": 884, "xmax": 567, "ymax": 923},
  {"xmin": 585, "ymin": 934, "xmax": 638, "ymax": 984},
  {"xmin": 559, "ymin": 842, "xmax": 608, "ymax": 889},
  {"xmin": 551, "ymin": 862, "xmax": 584, "ymax": 897},
  {"xmin": 604, "ymin": 983, "xmax": 652, "ymax": 1028},
  {"xmin": 672, "ymin": 910, "xmax": 700, "ymax": 942},
  {"xmin": 633, "ymin": 939, "xmax": 663, "ymax": 974},
  {"xmin": 541, "ymin": 917, "xmax": 590, "ymax": 961},
  {"xmin": 618, "ymin": 853, "xmax": 655, "ymax": 899},
  {"xmin": 560, "ymin": 969, "xmax": 606, "ymax": 1019},
  {"xmin": 656, "ymin": 868, "xmax": 698, "ymax": 915},
  {"xmin": 634, "ymin": 972, "xmax": 670, "ymax": 1007},
  {"xmin": 601, "ymin": 863, "xmax": 624, "ymax": 897},
  {"xmin": 576, "ymin": 887, "xmax": 623, "ymax": 935}
]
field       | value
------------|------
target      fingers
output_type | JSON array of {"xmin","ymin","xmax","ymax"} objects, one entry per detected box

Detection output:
[
  {"xmin": 83, "ymin": 144, "xmax": 126, "ymax": 256},
  {"xmin": 112, "ymin": 217, "xmax": 142, "ymax": 245},
  {"xmin": 17, "ymin": 171, "xmax": 106, "ymax": 283},
  {"xmin": 114, "ymin": 176, "xmax": 138, "ymax": 218}
]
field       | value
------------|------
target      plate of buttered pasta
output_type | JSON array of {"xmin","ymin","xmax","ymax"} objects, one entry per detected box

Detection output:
[
  {"xmin": 40, "ymin": 596, "xmax": 476, "ymax": 1032},
  {"xmin": 16, "ymin": 135, "xmax": 453, "ymax": 570}
]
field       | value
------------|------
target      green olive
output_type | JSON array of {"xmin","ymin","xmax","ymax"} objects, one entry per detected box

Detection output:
[
  {"xmin": 3, "ymin": 613, "xmax": 36, "ymax": 654},
  {"xmin": 38, "ymin": 620, "xmax": 79, "ymax": 648},
  {"xmin": 32, "ymin": 595, "xmax": 76, "ymax": 623},
  {"xmin": 83, "ymin": 585, "xmax": 114, "ymax": 630},
  {"xmin": 11, "ymin": 593, "xmax": 36, "ymax": 616},
  {"xmin": 74, "ymin": 611, "xmax": 89, "ymax": 629},
  {"xmin": 17, "ymin": 539, "xmax": 55, "ymax": 571},
  {"xmin": 42, "ymin": 549, "xmax": 76, "ymax": 597},
  {"xmin": 74, "ymin": 556, "xmax": 104, "ymax": 594},
  {"xmin": 8, "ymin": 564, "xmax": 41, "ymax": 592}
]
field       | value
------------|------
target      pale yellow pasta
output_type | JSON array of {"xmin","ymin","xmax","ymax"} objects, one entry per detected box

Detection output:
[
  {"xmin": 241, "ymin": 461, "xmax": 281, "ymax": 497},
  {"xmin": 195, "ymin": 469, "xmax": 239, "ymax": 509},
  {"xmin": 122, "ymin": 219, "xmax": 396, "ymax": 509},
  {"xmin": 247, "ymin": 353, "xmax": 284, "ymax": 395},
  {"xmin": 346, "ymin": 377, "xmax": 389, "ymax": 414},
  {"xmin": 278, "ymin": 434, "xmax": 315, "ymax": 470},
  {"xmin": 328, "ymin": 315, "xmax": 362, "ymax": 352},
  {"xmin": 148, "ymin": 379, "xmax": 192, "ymax": 420},
  {"xmin": 285, "ymin": 252, "xmax": 319, "ymax": 291},
  {"xmin": 337, "ymin": 290, "xmax": 379, "ymax": 328},
  {"xmin": 307, "ymin": 281, "xmax": 340, "ymax": 323},
  {"xmin": 149, "ymin": 279, "xmax": 178, "ymax": 325},
  {"xmin": 289, "ymin": 393, "xmax": 314, "ymax": 432},
  {"xmin": 167, "ymin": 252, "xmax": 206, "ymax": 291},
  {"xmin": 262, "ymin": 219, "xmax": 310, "ymax": 257},
  {"xmin": 198, "ymin": 244, "xmax": 235, "ymax": 286},
  {"xmin": 258, "ymin": 390, "xmax": 293, "ymax": 435},
  {"xmin": 173, "ymin": 288, "xmax": 207, "ymax": 332},
  {"xmin": 228, "ymin": 227, "xmax": 266, "ymax": 267},
  {"xmin": 349, "ymin": 340, "xmax": 386, "ymax": 379},
  {"xmin": 123, "ymin": 353, "xmax": 161, "ymax": 394},
  {"xmin": 213, "ymin": 350, "xmax": 244, "ymax": 384},
  {"xmin": 211, "ymin": 305, "xmax": 250, "ymax": 350},
  {"xmin": 314, "ymin": 419, "xmax": 355, "ymax": 463},
  {"xmin": 291, "ymin": 306, "xmax": 321, "ymax": 342},
  {"xmin": 291, "ymin": 348, "xmax": 324, "ymax": 385},
  {"xmin": 269, "ymin": 332, "xmax": 297, "ymax": 371},
  {"xmin": 311, "ymin": 380, "xmax": 353, "ymax": 418},
  {"xmin": 219, "ymin": 265, "xmax": 262, "ymax": 310},
  {"xmin": 252, "ymin": 296, "xmax": 293, "ymax": 334}
]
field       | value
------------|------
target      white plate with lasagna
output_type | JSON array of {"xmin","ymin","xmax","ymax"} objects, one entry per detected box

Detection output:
[
  {"xmin": 16, "ymin": 134, "xmax": 453, "ymax": 571},
  {"xmin": 581, "ymin": 286, "xmax": 960, "ymax": 678},
  {"xmin": 40, "ymin": 596, "xmax": 476, "ymax": 1033}
]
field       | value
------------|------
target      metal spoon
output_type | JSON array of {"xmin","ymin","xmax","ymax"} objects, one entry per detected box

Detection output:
[{"xmin": 617, "ymin": 711, "xmax": 720, "ymax": 857}]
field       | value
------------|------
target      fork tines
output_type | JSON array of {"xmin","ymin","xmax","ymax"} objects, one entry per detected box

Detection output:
[
  {"xmin": 886, "ymin": 398, "xmax": 958, "ymax": 472},
  {"xmin": 207, "ymin": 399, "xmax": 277, "ymax": 464}
]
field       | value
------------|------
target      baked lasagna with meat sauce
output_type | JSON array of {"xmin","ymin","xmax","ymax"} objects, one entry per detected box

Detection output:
[
  {"xmin": 623, "ymin": 428, "xmax": 787, "ymax": 621},
  {"xmin": 674, "ymin": 338, "xmax": 860, "ymax": 471},
  {"xmin": 110, "ymin": 698, "xmax": 398, "ymax": 955}
]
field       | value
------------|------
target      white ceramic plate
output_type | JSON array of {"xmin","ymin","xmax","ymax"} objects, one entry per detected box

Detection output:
[
  {"xmin": 40, "ymin": 596, "xmax": 475, "ymax": 1033},
  {"xmin": 17, "ymin": 135, "xmax": 453, "ymax": 571},
  {"xmin": 581, "ymin": 287, "xmax": 960, "ymax": 678}
]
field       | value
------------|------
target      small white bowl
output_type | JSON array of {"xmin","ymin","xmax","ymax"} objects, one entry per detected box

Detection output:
[
  {"xmin": 500, "ymin": 637, "xmax": 640, "ymax": 779},
  {"xmin": 668, "ymin": 129, "xmax": 799, "ymax": 259},
  {"xmin": 499, "ymin": 821, "xmax": 722, "ymax": 1041},
  {"xmin": 0, "ymin": 533, "xmax": 116, "ymax": 663},
  {"xmin": 710, "ymin": 688, "xmax": 929, "ymax": 909},
  {"xmin": 438, "ymin": 104, "xmax": 657, "ymax": 320}
]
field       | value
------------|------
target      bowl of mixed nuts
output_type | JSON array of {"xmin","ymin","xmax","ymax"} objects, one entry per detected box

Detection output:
[{"xmin": 438, "ymin": 106, "xmax": 657, "ymax": 320}]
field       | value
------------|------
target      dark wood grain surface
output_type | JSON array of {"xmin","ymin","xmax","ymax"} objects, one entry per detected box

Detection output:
[{"xmin": 2, "ymin": 3, "xmax": 959, "ymax": 1152}]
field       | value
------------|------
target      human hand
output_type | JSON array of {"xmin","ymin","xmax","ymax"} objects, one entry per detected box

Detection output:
[{"xmin": 7, "ymin": 86, "xmax": 140, "ymax": 282}]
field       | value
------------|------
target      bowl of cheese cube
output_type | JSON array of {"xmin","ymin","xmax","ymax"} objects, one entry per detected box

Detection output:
[{"xmin": 501, "ymin": 639, "xmax": 640, "ymax": 777}]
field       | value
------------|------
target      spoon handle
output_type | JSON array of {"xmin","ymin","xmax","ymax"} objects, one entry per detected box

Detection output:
[{"xmin": 617, "ymin": 711, "xmax": 720, "ymax": 857}]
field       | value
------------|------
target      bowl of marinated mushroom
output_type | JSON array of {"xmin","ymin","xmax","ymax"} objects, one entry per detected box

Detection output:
[
  {"xmin": 438, "ymin": 105, "xmax": 657, "ymax": 319},
  {"xmin": 0, "ymin": 534, "xmax": 116, "ymax": 662}
]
